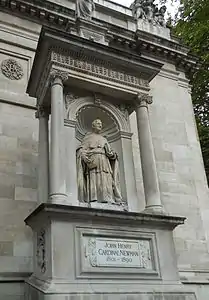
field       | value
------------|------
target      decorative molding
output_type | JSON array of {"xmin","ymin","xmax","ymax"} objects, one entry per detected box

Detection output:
[
  {"xmin": 1, "ymin": 58, "xmax": 23, "ymax": 80},
  {"xmin": 36, "ymin": 229, "xmax": 46, "ymax": 274},
  {"xmin": 51, "ymin": 51, "xmax": 148, "ymax": 89}
]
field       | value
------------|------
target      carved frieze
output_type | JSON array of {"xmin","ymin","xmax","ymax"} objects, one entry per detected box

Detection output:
[
  {"xmin": 51, "ymin": 51, "xmax": 148, "ymax": 89},
  {"xmin": 1, "ymin": 58, "xmax": 23, "ymax": 80}
]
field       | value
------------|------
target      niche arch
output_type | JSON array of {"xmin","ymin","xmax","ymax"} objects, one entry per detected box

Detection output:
[{"xmin": 66, "ymin": 95, "xmax": 130, "ymax": 141}]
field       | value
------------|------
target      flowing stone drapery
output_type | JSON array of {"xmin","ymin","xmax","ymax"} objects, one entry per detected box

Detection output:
[
  {"xmin": 36, "ymin": 107, "xmax": 49, "ymax": 203},
  {"xmin": 135, "ymin": 93, "xmax": 164, "ymax": 213},
  {"xmin": 49, "ymin": 70, "xmax": 69, "ymax": 204},
  {"xmin": 76, "ymin": 0, "xmax": 95, "ymax": 20}
]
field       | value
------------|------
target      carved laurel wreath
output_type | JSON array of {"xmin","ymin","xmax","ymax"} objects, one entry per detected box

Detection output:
[{"xmin": 1, "ymin": 58, "xmax": 24, "ymax": 80}]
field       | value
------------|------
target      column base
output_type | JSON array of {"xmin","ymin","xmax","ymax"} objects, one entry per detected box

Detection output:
[
  {"xmin": 142, "ymin": 205, "xmax": 168, "ymax": 215},
  {"xmin": 49, "ymin": 193, "xmax": 70, "ymax": 205}
]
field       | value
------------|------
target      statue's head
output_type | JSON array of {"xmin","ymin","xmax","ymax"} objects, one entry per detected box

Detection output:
[
  {"xmin": 92, "ymin": 119, "xmax": 102, "ymax": 133},
  {"xmin": 159, "ymin": 5, "xmax": 166, "ymax": 14}
]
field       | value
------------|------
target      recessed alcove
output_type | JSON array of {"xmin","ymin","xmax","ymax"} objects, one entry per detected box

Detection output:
[{"xmin": 65, "ymin": 94, "xmax": 138, "ymax": 210}]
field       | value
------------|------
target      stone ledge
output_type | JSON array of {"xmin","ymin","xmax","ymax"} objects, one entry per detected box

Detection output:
[
  {"xmin": 24, "ymin": 203, "xmax": 185, "ymax": 230},
  {"xmin": 0, "ymin": 272, "xmax": 31, "ymax": 282},
  {"xmin": 25, "ymin": 278, "xmax": 197, "ymax": 299},
  {"xmin": 0, "ymin": 90, "xmax": 36, "ymax": 109}
]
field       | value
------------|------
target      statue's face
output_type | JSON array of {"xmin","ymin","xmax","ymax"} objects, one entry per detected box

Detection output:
[{"xmin": 92, "ymin": 119, "xmax": 102, "ymax": 133}]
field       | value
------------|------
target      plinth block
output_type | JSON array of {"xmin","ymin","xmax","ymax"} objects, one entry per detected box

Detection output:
[{"xmin": 24, "ymin": 204, "xmax": 196, "ymax": 300}]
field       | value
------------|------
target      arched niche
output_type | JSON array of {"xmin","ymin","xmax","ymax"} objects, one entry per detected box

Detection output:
[{"xmin": 64, "ymin": 94, "xmax": 139, "ymax": 212}]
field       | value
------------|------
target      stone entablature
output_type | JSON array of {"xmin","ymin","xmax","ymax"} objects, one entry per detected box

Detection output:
[
  {"xmin": 28, "ymin": 28, "xmax": 161, "ymax": 105},
  {"xmin": 0, "ymin": 0, "xmax": 198, "ymax": 74},
  {"xmin": 51, "ymin": 51, "xmax": 149, "ymax": 89}
]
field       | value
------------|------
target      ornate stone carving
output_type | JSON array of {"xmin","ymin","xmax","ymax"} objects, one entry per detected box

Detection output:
[
  {"xmin": 136, "ymin": 93, "xmax": 153, "ymax": 108},
  {"xmin": 131, "ymin": 0, "xmax": 166, "ymax": 27},
  {"xmin": 94, "ymin": 93, "xmax": 102, "ymax": 106},
  {"xmin": 51, "ymin": 51, "xmax": 148, "ymax": 89},
  {"xmin": 65, "ymin": 93, "xmax": 79, "ymax": 110},
  {"xmin": 76, "ymin": 119, "xmax": 123, "ymax": 205},
  {"xmin": 76, "ymin": 0, "xmax": 95, "ymax": 20},
  {"xmin": 87, "ymin": 238, "xmax": 97, "ymax": 266},
  {"xmin": 1, "ymin": 58, "xmax": 23, "ymax": 80},
  {"xmin": 36, "ymin": 229, "xmax": 46, "ymax": 273},
  {"xmin": 50, "ymin": 69, "xmax": 69, "ymax": 83},
  {"xmin": 138, "ymin": 240, "xmax": 152, "ymax": 269},
  {"xmin": 118, "ymin": 104, "xmax": 131, "ymax": 121}
]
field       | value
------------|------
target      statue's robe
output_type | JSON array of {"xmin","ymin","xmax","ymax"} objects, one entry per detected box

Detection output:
[{"xmin": 76, "ymin": 132, "xmax": 122, "ymax": 204}]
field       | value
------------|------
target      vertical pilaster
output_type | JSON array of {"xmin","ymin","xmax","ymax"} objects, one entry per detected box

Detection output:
[
  {"xmin": 49, "ymin": 70, "xmax": 69, "ymax": 204},
  {"xmin": 36, "ymin": 107, "xmax": 49, "ymax": 203},
  {"xmin": 135, "ymin": 93, "xmax": 164, "ymax": 214}
]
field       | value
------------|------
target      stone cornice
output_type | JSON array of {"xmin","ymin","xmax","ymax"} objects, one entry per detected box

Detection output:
[
  {"xmin": 27, "ymin": 27, "xmax": 162, "ymax": 103},
  {"xmin": 25, "ymin": 203, "xmax": 186, "ymax": 230},
  {"xmin": 0, "ymin": 0, "xmax": 74, "ymax": 30},
  {"xmin": 0, "ymin": 0, "xmax": 199, "ymax": 74}
]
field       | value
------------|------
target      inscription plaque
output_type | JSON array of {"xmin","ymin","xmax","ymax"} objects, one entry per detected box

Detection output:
[{"xmin": 86, "ymin": 237, "xmax": 153, "ymax": 269}]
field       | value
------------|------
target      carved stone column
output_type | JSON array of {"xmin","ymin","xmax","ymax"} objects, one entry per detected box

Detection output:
[
  {"xmin": 135, "ymin": 93, "xmax": 164, "ymax": 214},
  {"xmin": 36, "ymin": 107, "xmax": 49, "ymax": 203},
  {"xmin": 49, "ymin": 70, "xmax": 69, "ymax": 204}
]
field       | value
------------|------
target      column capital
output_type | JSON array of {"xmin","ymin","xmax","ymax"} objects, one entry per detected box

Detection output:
[
  {"xmin": 135, "ymin": 93, "xmax": 153, "ymax": 108},
  {"xmin": 35, "ymin": 106, "xmax": 49, "ymax": 119},
  {"xmin": 50, "ymin": 69, "xmax": 69, "ymax": 85}
]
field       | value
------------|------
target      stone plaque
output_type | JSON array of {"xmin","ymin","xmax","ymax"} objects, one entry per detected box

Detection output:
[{"xmin": 86, "ymin": 237, "xmax": 152, "ymax": 269}]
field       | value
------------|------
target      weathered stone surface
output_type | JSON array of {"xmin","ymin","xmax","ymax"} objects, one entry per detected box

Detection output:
[
  {"xmin": 0, "ymin": 241, "xmax": 13, "ymax": 256},
  {"xmin": 0, "ymin": 0, "xmax": 208, "ymax": 299}
]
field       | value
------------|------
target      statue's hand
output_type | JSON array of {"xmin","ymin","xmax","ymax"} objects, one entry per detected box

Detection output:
[{"xmin": 81, "ymin": 151, "xmax": 93, "ymax": 164}]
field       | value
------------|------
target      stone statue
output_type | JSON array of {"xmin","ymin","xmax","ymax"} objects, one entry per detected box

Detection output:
[
  {"xmin": 132, "ymin": 0, "xmax": 145, "ymax": 20},
  {"xmin": 143, "ymin": 0, "xmax": 155, "ymax": 23},
  {"xmin": 76, "ymin": 119, "xmax": 122, "ymax": 204},
  {"xmin": 131, "ymin": 0, "xmax": 166, "ymax": 27},
  {"xmin": 155, "ymin": 6, "xmax": 167, "ymax": 27},
  {"xmin": 76, "ymin": 0, "xmax": 95, "ymax": 20}
]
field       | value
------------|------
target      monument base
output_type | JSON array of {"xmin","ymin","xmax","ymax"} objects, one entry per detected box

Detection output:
[{"xmin": 24, "ymin": 204, "xmax": 197, "ymax": 300}]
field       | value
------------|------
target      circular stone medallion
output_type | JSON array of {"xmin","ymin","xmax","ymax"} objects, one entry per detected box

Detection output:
[{"xmin": 1, "ymin": 58, "xmax": 24, "ymax": 80}]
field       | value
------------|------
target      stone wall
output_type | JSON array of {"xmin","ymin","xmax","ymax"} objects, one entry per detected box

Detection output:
[
  {"xmin": 0, "ymin": 11, "xmax": 40, "ymax": 300},
  {"xmin": 130, "ymin": 62, "xmax": 209, "ymax": 285},
  {"xmin": 0, "ymin": 3, "xmax": 209, "ymax": 300}
]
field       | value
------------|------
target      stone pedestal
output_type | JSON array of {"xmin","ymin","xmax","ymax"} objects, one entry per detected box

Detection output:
[{"xmin": 25, "ymin": 204, "xmax": 196, "ymax": 300}]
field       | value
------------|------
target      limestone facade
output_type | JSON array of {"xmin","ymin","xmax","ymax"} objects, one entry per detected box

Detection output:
[{"xmin": 0, "ymin": 0, "xmax": 209, "ymax": 299}]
